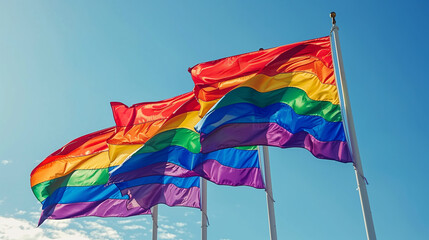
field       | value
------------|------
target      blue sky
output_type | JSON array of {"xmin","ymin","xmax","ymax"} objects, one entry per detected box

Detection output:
[{"xmin": 1, "ymin": 1, "xmax": 428, "ymax": 239}]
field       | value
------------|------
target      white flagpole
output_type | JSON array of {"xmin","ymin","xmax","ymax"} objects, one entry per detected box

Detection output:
[
  {"xmin": 330, "ymin": 12, "xmax": 377, "ymax": 240},
  {"xmin": 261, "ymin": 146, "xmax": 278, "ymax": 240},
  {"xmin": 201, "ymin": 178, "xmax": 208, "ymax": 240},
  {"xmin": 151, "ymin": 205, "xmax": 158, "ymax": 240}
]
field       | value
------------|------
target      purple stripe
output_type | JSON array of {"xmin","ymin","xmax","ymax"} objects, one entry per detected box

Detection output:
[
  {"xmin": 109, "ymin": 162, "xmax": 199, "ymax": 183},
  {"xmin": 110, "ymin": 161, "xmax": 264, "ymax": 189},
  {"xmin": 39, "ymin": 199, "xmax": 150, "ymax": 226},
  {"xmin": 122, "ymin": 184, "xmax": 201, "ymax": 210},
  {"xmin": 200, "ymin": 122, "xmax": 352, "ymax": 163},
  {"xmin": 194, "ymin": 159, "xmax": 264, "ymax": 189}
]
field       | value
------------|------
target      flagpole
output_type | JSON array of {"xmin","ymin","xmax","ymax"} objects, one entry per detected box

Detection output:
[
  {"xmin": 151, "ymin": 205, "xmax": 158, "ymax": 240},
  {"xmin": 201, "ymin": 178, "xmax": 208, "ymax": 240},
  {"xmin": 261, "ymin": 146, "xmax": 278, "ymax": 240},
  {"xmin": 329, "ymin": 12, "xmax": 377, "ymax": 240}
]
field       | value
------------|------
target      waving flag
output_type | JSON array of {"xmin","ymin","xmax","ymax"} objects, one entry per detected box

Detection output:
[
  {"xmin": 107, "ymin": 93, "xmax": 191, "ymax": 167},
  {"xmin": 107, "ymin": 92, "xmax": 202, "ymax": 210},
  {"xmin": 191, "ymin": 36, "xmax": 352, "ymax": 162},
  {"xmin": 109, "ymin": 92, "xmax": 264, "ymax": 210},
  {"xmin": 30, "ymin": 128, "xmax": 150, "ymax": 226}
]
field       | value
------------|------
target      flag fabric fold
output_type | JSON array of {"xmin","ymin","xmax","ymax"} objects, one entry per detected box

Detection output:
[
  {"xmin": 107, "ymin": 92, "xmax": 203, "ymax": 211},
  {"xmin": 107, "ymin": 94, "xmax": 191, "ymax": 167},
  {"xmin": 190, "ymin": 36, "xmax": 352, "ymax": 163},
  {"xmin": 30, "ymin": 127, "xmax": 150, "ymax": 226},
  {"xmin": 109, "ymin": 92, "xmax": 264, "ymax": 210}
]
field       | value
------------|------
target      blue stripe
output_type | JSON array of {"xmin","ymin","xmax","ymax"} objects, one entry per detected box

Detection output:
[
  {"xmin": 42, "ymin": 185, "xmax": 128, "ymax": 208},
  {"xmin": 196, "ymin": 102, "xmax": 346, "ymax": 142},
  {"xmin": 108, "ymin": 166, "xmax": 118, "ymax": 172},
  {"xmin": 115, "ymin": 175, "xmax": 200, "ymax": 190},
  {"xmin": 111, "ymin": 146, "xmax": 259, "ymax": 177}
]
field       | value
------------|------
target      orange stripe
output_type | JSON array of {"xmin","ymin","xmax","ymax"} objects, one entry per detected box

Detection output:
[
  {"xmin": 31, "ymin": 128, "xmax": 114, "ymax": 176},
  {"xmin": 107, "ymin": 119, "xmax": 167, "ymax": 145},
  {"xmin": 30, "ymin": 151, "xmax": 110, "ymax": 187},
  {"xmin": 195, "ymin": 56, "xmax": 334, "ymax": 102}
]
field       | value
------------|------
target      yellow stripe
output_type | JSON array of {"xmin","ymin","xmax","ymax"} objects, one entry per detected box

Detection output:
[
  {"xmin": 30, "ymin": 151, "xmax": 110, "ymax": 187},
  {"xmin": 108, "ymin": 111, "xmax": 201, "ymax": 167},
  {"xmin": 108, "ymin": 144, "xmax": 143, "ymax": 167},
  {"xmin": 240, "ymin": 72, "xmax": 339, "ymax": 103},
  {"xmin": 199, "ymin": 99, "xmax": 220, "ymax": 117},
  {"xmin": 195, "ymin": 56, "xmax": 335, "ymax": 102},
  {"xmin": 156, "ymin": 111, "xmax": 201, "ymax": 135},
  {"xmin": 199, "ymin": 72, "xmax": 339, "ymax": 116}
]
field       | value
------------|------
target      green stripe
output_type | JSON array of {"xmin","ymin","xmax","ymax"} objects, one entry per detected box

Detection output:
[
  {"xmin": 138, "ymin": 128, "xmax": 201, "ymax": 154},
  {"xmin": 235, "ymin": 145, "xmax": 257, "ymax": 150},
  {"xmin": 31, "ymin": 168, "xmax": 109, "ymax": 202},
  {"xmin": 213, "ymin": 86, "xmax": 342, "ymax": 122},
  {"xmin": 137, "ymin": 128, "xmax": 257, "ymax": 155}
]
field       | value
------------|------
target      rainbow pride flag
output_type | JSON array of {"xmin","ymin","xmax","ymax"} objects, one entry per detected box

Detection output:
[
  {"xmin": 107, "ymin": 92, "xmax": 192, "ymax": 168},
  {"xmin": 30, "ymin": 127, "xmax": 150, "ymax": 226},
  {"xmin": 108, "ymin": 92, "xmax": 203, "ymax": 210},
  {"xmin": 109, "ymin": 92, "xmax": 264, "ymax": 210},
  {"xmin": 191, "ymin": 36, "xmax": 352, "ymax": 162}
]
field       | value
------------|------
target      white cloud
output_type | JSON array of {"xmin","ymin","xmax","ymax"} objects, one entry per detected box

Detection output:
[
  {"xmin": 16, "ymin": 210, "xmax": 26, "ymax": 215},
  {"xmin": 95, "ymin": 219, "xmax": 107, "ymax": 224},
  {"xmin": 0, "ymin": 216, "xmax": 44, "ymax": 240},
  {"xmin": 157, "ymin": 223, "xmax": 181, "ymax": 240},
  {"xmin": 1, "ymin": 210, "xmax": 192, "ymax": 240},
  {"xmin": 84, "ymin": 221, "xmax": 122, "ymax": 240},
  {"xmin": 158, "ymin": 215, "xmax": 168, "ymax": 222},
  {"xmin": 141, "ymin": 217, "xmax": 151, "ymax": 225},
  {"xmin": 72, "ymin": 222, "xmax": 84, "ymax": 229},
  {"xmin": 0, "ymin": 215, "xmax": 124, "ymax": 240},
  {"xmin": 175, "ymin": 222, "xmax": 187, "ymax": 228},
  {"xmin": 160, "ymin": 224, "xmax": 175, "ymax": 229},
  {"xmin": 159, "ymin": 232, "xmax": 177, "ymax": 239},
  {"xmin": 117, "ymin": 219, "xmax": 133, "ymax": 224},
  {"xmin": 122, "ymin": 225, "xmax": 146, "ymax": 230},
  {"xmin": 44, "ymin": 228, "xmax": 91, "ymax": 240},
  {"xmin": 29, "ymin": 211, "xmax": 41, "ymax": 219},
  {"xmin": 1, "ymin": 160, "xmax": 11, "ymax": 165},
  {"xmin": 44, "ymin": 219, "xmax": 71, "ymax": 229},
  {"xmin": 0, "ymin": 216, "xmax": 91, "ymax": 240},
  {"xmin": 117, "ymin": 217, "xmax": 151, "ymax": 225},
  {"xmin": 184, "ymin": 211, "xmax": 195, "ymax": 217}
]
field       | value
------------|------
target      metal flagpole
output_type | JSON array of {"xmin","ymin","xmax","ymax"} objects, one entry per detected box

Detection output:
[
  {"xmin": 201, "ymin": 178, "xmax": 208, "ymax": 240},
  {"xmin": 329, "ymin": 12, "xmax": 377, "ymax": 240},
  {"xmin": 261, "ymin": 146, "xmax": 278, "ymax": 240},
  {"xmin": 151, "ymin": 205, "xmax": 158, "ymax": 240}
]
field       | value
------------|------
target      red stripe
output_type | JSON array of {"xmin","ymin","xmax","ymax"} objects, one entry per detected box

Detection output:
[
  {"xmin": 108, "ymin": 92, "xmax": 200, "ymax": 145},
  {"xmin": 190, "ymin": 36, "xmax": 334, "ymax": 101},
  {"xmin": 190, "ymin": 36, "xmax": 332, "ymax": 84},
  {"xmin": 111, "ymin": 92, "xmax": 195, "ymax": 127},
  {"xmin": 31, "ymin": 127, "xmax": 114, "ymax": 175}
]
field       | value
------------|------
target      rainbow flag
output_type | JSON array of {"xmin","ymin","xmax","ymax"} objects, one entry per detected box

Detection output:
[
  {"xmin": 30, "ymin": 127, "xmax": 150, "ymax": 226},
  {"xmin": 191, "ymin": 36, "xmax": 352, "ymax": 162},
  {"xmin": 109, "ymin": 92, "xmax": 264, "ymax": 210},
  {"xmin": 108, "ymin": 92, "xmax": 203, "ymax": 210},
  {"xmin": 107, "ymin": 93, "xmax": 191, "ymax": 168}
]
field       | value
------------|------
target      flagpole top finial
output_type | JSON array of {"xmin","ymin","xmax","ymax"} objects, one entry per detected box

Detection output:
[{"xmin": 330, "ymin": 12, "xmax": 336, "ymax": 25}]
